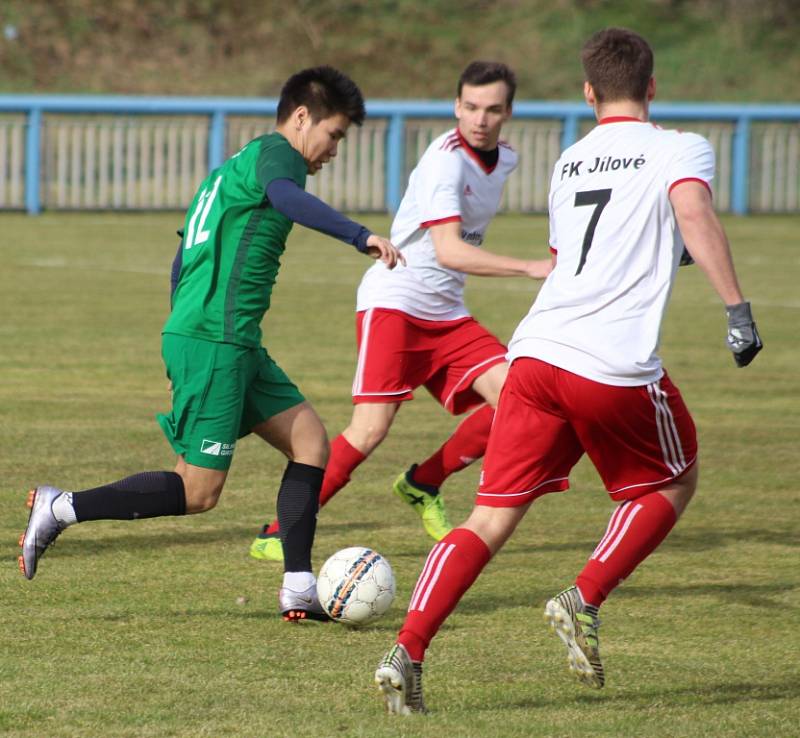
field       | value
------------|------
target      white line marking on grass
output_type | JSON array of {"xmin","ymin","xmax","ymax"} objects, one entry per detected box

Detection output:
[{"xmin": 16, "ymin": 258, "xmax": 168, "ymax": 276}]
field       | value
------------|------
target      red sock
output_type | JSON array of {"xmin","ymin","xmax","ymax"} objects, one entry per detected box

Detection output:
[
  {"xmin": 576, "ymin": 491, "xmax": 677, "ymax": 607},
  {"xmin": 264, "ymin": 434, "xmax": 367, "ymax": 535},
  {"xmin": 397, "ymin": 528, "xmax": 491, "ymax": 661},
  {"xmin": 412, "ymin": 404, "xmax": 494, "ymax": 488}
]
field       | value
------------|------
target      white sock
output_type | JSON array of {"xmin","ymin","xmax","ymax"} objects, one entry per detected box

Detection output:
[
  {"xmin": 282, "ymin": 571, "xmax": 316, "ymax": 592},
  {"xmin": 51, "ymin": 492, "xmax": 78, "ymax": 526}
]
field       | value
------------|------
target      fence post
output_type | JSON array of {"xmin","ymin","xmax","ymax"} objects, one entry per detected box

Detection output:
[
  {"xmin": 561, "ymin": 113, "xmax": 580, "ymax": 151},
  {"xmin": 25, "ymin": 107, "xmax": 42, "ymax": 214},
  {"xmin": 385, "ymin": 113, "xmax": 405, "ymax": 213},
  {"xmin": 208, "ymin": 110, "xmax": 226, "ymax": 171},
  {"xmin": 732, "ymin": 115, "xmax": 751, "ymax": 215}
]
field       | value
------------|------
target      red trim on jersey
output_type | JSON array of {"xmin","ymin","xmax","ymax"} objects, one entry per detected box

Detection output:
[
  {"xmin": 598, "ymin": 116, "xmax": 644, "ymax": 125},
  {"xmin": 549, "ymin": 246, "xmax": 557, "ymax": 255},
  {"xmin": 440, "ymin": 131, "xmax": 461, "ymax": 151},
  {"xmin": 456, "ymin": 129, "xmax": 498, "ymax": 174},
  {"xmin": 421, "ymin": 215, "xmax": 462, "ymax": 229},
  {"xmin": 668, "ymin": 177, "xmax": 712, "ymax": 195}
]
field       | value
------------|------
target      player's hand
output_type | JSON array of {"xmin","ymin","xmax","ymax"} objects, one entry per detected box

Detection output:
[
  {"xmin": 725, "ymin": 301, "xmax": 763, "ymax": 367},
  {"xmin": 524, "ymin": 258, "xmax": 553, "ymax": 280},
  {"xmin": 365, "ymin": 235, "xmax": 405, "ymax": 270}
]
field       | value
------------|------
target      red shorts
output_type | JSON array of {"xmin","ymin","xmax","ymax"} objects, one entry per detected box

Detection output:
[
  {"xmin": 352, "ymin": 308, "xmax": 507, "ymax": 415},
  {"xmin": 477, "ymin": 357, "xmax": 697, "ymax": 506}
]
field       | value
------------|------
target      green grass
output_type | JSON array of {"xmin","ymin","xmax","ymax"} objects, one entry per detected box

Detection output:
[{"xmin": 0, "ymin": 212, "xmax": 798, "ymax": 738}]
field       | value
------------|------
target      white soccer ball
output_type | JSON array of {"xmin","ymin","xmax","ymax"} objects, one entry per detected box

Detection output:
[{"xmin": 316, "ymin": 547, "xmax": 396, "ymax": 626}]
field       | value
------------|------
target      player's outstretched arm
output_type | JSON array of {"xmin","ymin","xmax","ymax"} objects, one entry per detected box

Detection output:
[
  {"xmin": 670, "ymin": 181, "xmax": 763, "ymax": 367},
  {"xmin": 265, "ymin": 178, "xmax": 401, "ymax": 267},
  {"xmin": 430, "ymin": 221, "xmax": 550, "ymax": 279}
]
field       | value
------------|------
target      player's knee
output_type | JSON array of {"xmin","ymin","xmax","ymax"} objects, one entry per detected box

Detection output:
[
  {"xmin": 658, "ymin": 462, "xmax": 699, "ymax": 519},
  {"xmin": 345, "ymin": 420, "xmax": 390, "ymax": 453},
  {"xmin": 309, "ymin": 434, "xmax": 330, "ymax": 467},
  {"xmin": 183, "ymin": 482, "xmax": 224, "ymax": 514},
  {"xmin": 289, "ymin": 431, "xmax": 329, "ymax": 468},
  {"xmin": 463, "ymin": 505, "xmax": 525, "ymax": 555}
]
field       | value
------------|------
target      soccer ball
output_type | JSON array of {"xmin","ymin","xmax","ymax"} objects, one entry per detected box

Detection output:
[{"xmin": 316, "ymin": 547, "xmax": 396, "ymax": 626}]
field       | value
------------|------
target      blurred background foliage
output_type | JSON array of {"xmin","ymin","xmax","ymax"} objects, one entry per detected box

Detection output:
[{"xmin": 1, "ymin": 0, "xmax": 799, "ymax": 100}]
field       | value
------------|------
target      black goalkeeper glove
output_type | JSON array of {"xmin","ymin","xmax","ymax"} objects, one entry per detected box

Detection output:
[{"xmin": 725, "ymin": 301, "xmax": 763, "ymax": 367}]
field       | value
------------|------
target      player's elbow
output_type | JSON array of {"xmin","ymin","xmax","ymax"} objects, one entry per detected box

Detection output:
[{"xmin": 434, "ymin": 245, "xmax": 462, "ymax": 270}]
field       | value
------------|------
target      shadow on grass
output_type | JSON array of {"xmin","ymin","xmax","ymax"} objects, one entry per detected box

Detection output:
[
  {"xmin": 665, "ymin": 525, "xmax": 800, "ymax": 550},
  {"xmin": 15, "ymin": 518, "xmax": 398, "ymax": 559},
  {"xmin": 453, "ymin": 580, "xmax": 798, "ymax": 616},
  {"xmin": 614, "ymin": 581, "xmax": 798, "ymax": 608},
  {"xmin": 499, "ymin": 679, "xmax": 799, "ymax": 710},
  {"xmin": 503, "ymin": 524, "xmax": 800, "ymax": 558}
]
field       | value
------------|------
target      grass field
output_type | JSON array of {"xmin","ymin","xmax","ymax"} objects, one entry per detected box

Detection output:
[{"xmin": 0, "ymin": 212, "xmax": 797, "ymax": 738}]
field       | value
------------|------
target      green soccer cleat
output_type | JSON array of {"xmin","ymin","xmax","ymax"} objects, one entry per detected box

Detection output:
[
  {"xmin": 375, "ymin": 643, "xmax": 428, "ymax": 715},
  {"xmin": 544, "ymin": 585, "xmax": 605, "ymax": 688},
  {"xmin": 392, "ymin": 466, "xmax": 453, "ymax": 542},
  {"xmin": 249, "ymin": 530, "xmax": 284, "ymax": 563}
]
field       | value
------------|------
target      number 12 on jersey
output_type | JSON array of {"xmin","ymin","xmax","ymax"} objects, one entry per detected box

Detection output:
[
  {"xmin": 574, "ymin": 188, "xmax": 612, "ymax": 275},
  {"xmin": 185, "ymin": 175, "xmax": 223, "ymax": 249}
]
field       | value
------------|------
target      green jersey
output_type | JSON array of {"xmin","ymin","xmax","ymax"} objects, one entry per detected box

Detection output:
[{"xmin": 165, "ymin": 132, "xmax": 308, "ymax": 347}]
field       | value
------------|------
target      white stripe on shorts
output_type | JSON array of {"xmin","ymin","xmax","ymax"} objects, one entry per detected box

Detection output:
[
  {"xmin": 647, "ymin": 381, "xmax": 687, "ymax": 476},
  {"xmin": 352, "ymin": 309, "xmax": 374, "ymax": 396}
]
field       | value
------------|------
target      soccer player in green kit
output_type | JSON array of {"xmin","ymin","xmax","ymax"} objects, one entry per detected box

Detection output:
[{"xmin": 18, "ymin": 66, "xmax": 402, "ymax": 621}]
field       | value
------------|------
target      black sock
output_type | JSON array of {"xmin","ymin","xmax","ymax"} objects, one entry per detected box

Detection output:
[
  {"xmin": 277, "ymin": 461, "xmax": 324, "ymax": 573},
  {"xmin": 72, "ymin": 471, "xmax": 186, "ymax": 522}
]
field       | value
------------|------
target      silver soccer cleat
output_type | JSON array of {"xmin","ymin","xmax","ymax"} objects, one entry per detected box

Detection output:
[
  {"xmin": 544, "ymin": 585, "xmax": 605, "ymax": 688},
  {"xmin": 18, "ymin": 486, "xmax": 67, "ymax": 580},
  {"xmin": 279, "ymin": 583, "xmax": 330, "ymax": 623},
  {"xmin": 375, "ymin": 643, "xmax": 428, "ymax": 715}
]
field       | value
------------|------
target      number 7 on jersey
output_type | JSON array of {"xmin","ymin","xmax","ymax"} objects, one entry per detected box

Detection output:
[{"xmin": 574, "ymin": 188, "xmax": 612, "ymax": 275}]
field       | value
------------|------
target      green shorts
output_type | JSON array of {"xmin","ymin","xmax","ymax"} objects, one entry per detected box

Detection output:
[{"xmin": 156, "ymin": 333, "xmax": 305, "ymax": 470}]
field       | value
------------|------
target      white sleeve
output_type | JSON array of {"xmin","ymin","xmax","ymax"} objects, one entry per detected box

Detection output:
[
  {"xmin": 666, "ymin": 133, "xmax": 715, "ymax": 191},
  {"xmin": 415, "ymin": 149, "xmax": 464, "ymax": 226},
  {"xmin": 547, "ymin": 160, "xmax": 561, "ymax": 253}
]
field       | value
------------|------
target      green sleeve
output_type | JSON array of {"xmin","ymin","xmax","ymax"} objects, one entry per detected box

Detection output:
[{"xmin": 256, "ymin": 135, "xmax": 308, "ymax": 192}]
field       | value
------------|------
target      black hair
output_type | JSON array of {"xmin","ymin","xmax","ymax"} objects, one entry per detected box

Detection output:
[
  {"xmin": 457, "ymin": 61, "xmax": 517, "ymax": 106},
  {"xmin": 276, "ymin": 66, "xmax": 366, "ymax": 126}
]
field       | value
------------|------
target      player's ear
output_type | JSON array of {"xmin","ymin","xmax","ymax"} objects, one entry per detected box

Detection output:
[
  {"xmin": 647, "ymin": 77, "xmax": 656, "ymax": 101},
  {"xmin": 293, "ymin": 105, "xmax": 311, "ymax": 132},
  {"xmin": 583, "ymin": 81, "xmax": 595, "ymax": 106}
]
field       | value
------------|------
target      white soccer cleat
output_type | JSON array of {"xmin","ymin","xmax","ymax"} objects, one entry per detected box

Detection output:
[
  {"xmin": 279, "ymin": 583, "xmax": 330, "ymax": 623},
  {"xmin": 544, "ymin": 585, "xmax": 605, "ymax": 688},
  {"xmin": 375, "ymin": 643, "xmax": 427, "ymax": 715}
]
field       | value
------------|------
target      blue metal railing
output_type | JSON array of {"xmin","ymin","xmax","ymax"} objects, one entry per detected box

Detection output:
[{"xmin": 1, "ymin": 95, "xmax": 799, "ymax": 215}]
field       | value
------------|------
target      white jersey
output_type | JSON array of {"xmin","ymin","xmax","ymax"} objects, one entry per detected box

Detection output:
[
  {"xmin": 508, "ymin": 117, "xmax": 715, "ymax": 386},
  {"xmin": 357, "ymin": 128, "xmax": 518, "ymax": 320}
]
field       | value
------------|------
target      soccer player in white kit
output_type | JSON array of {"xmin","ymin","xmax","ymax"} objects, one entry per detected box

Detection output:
[
  {"xmin": 250, "ymin": 61, "xmax": 551, "ymax": 562},
  {"xmin": 375, "ymin": 28, "xmax": 762, "ymax": 714}
]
